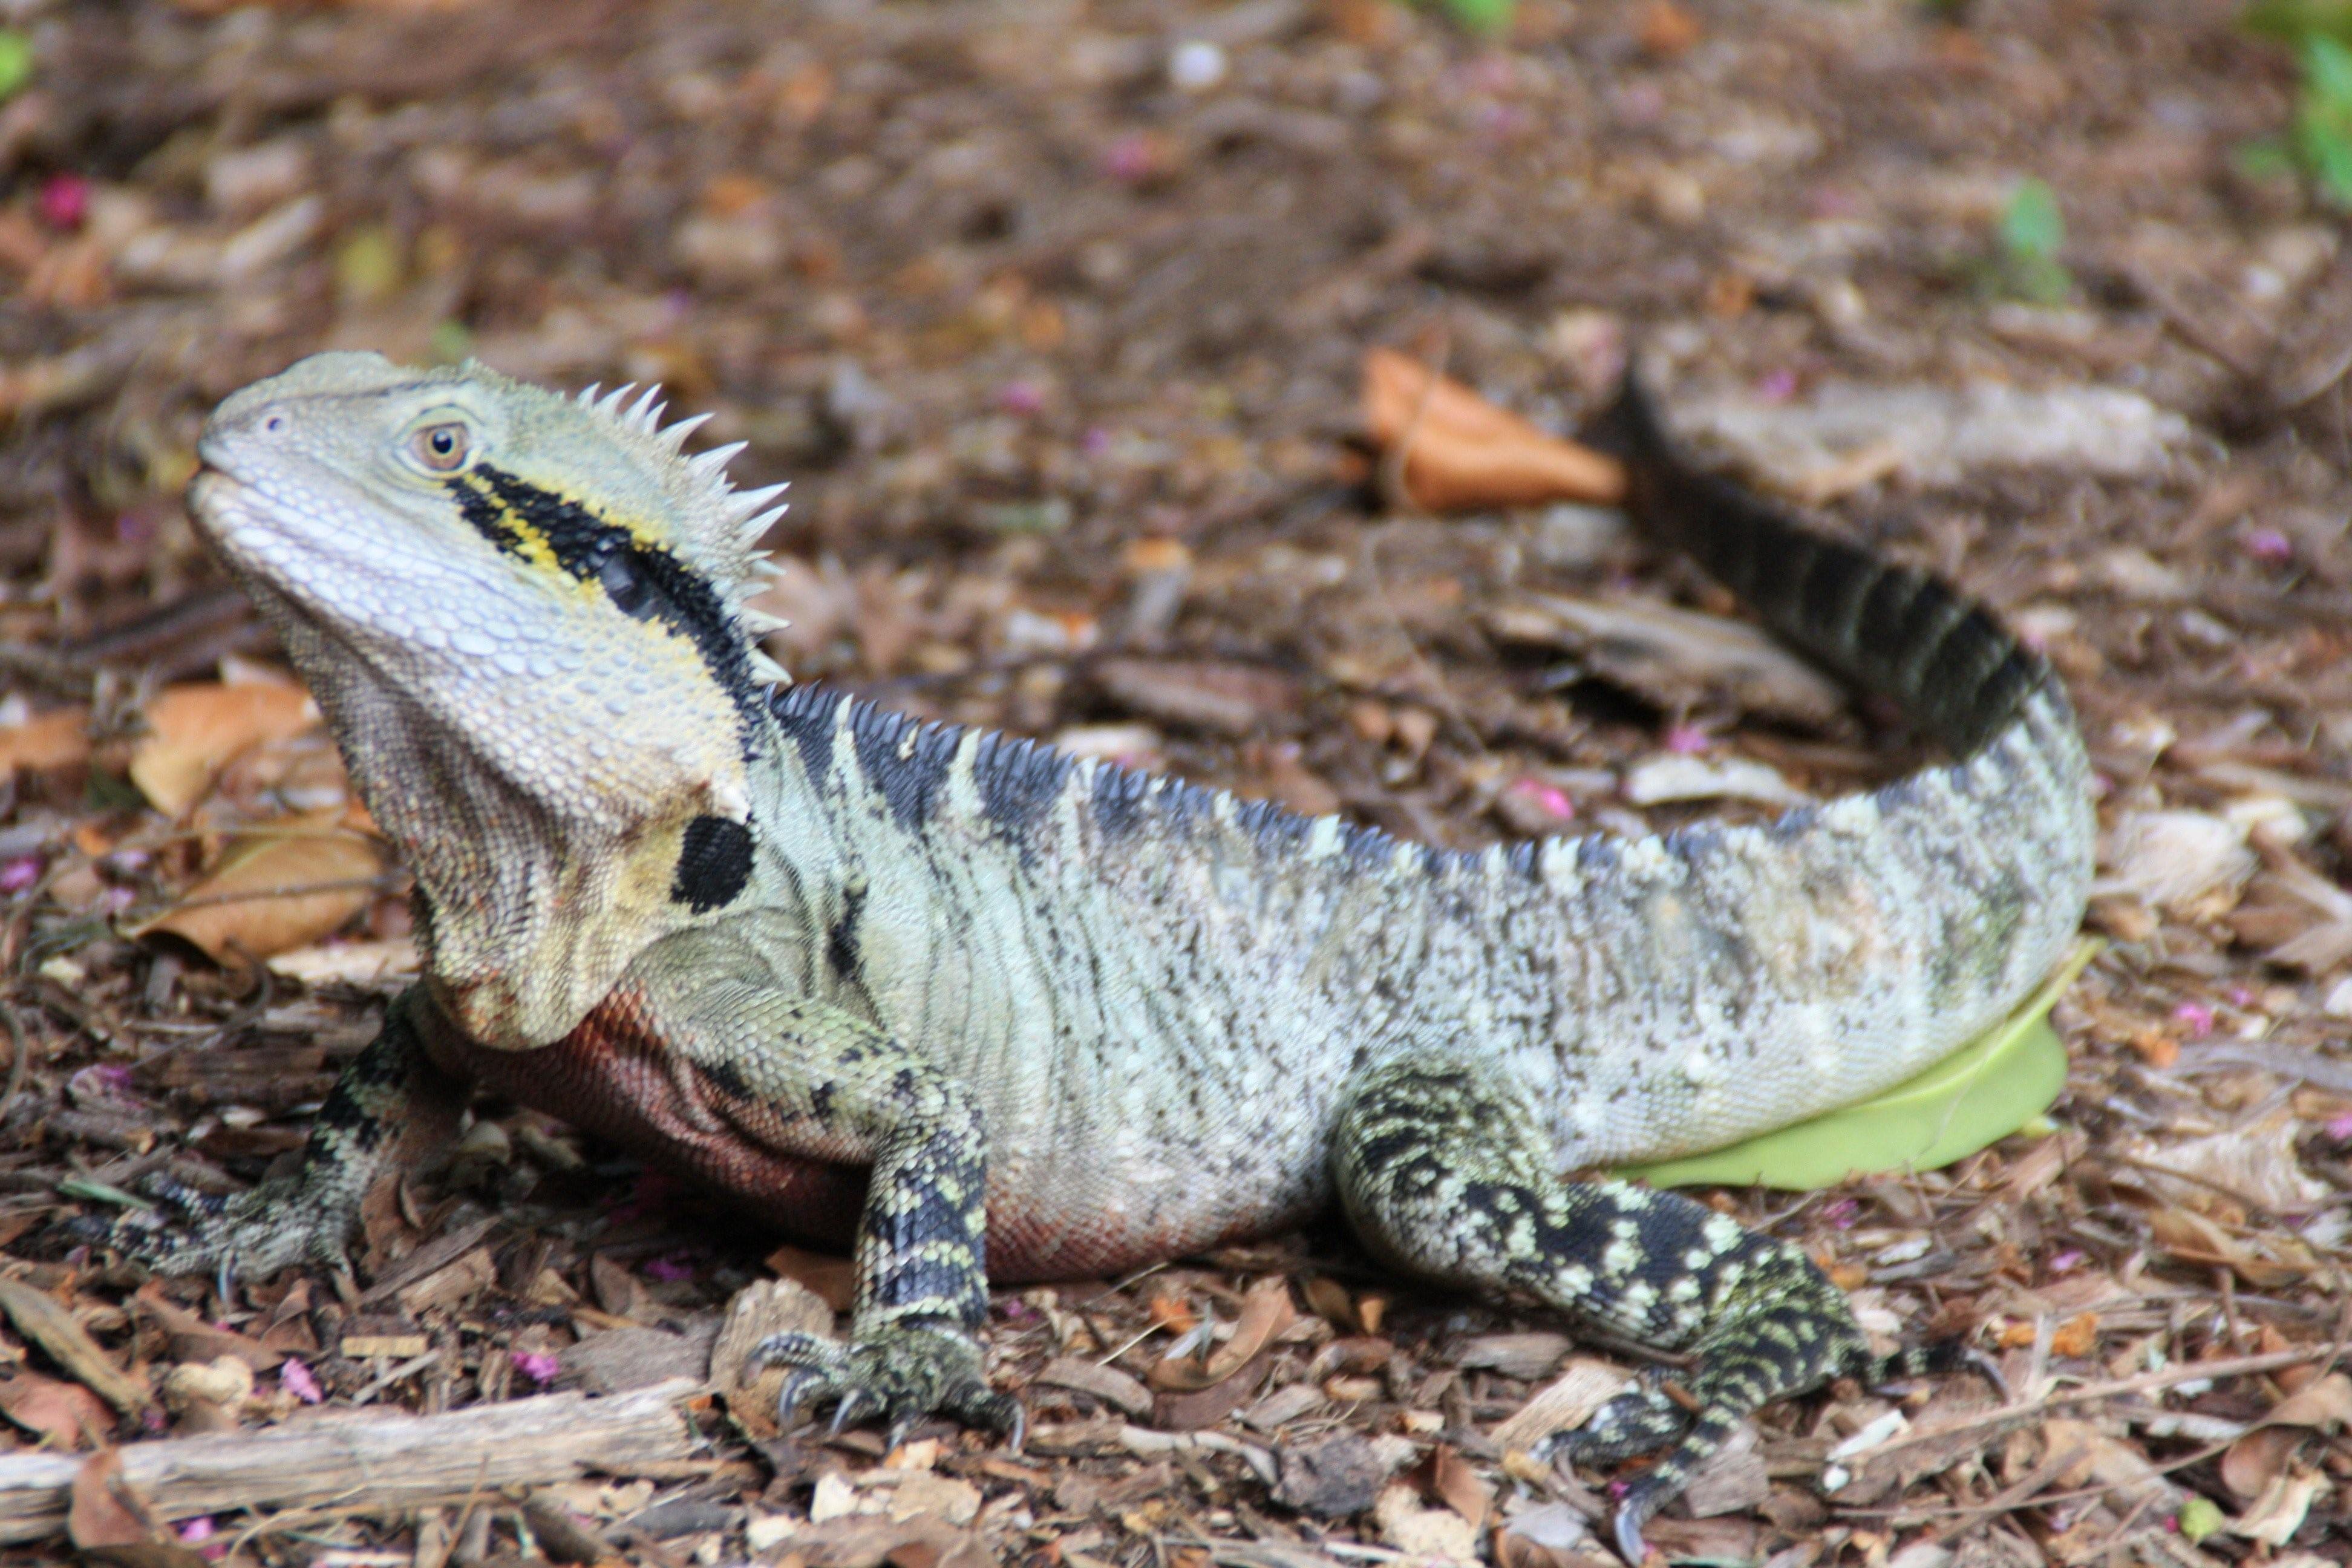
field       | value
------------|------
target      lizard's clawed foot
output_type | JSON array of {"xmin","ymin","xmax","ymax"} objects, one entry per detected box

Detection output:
[
  {"xmin": 1535, "ymin": 1380, "xmax": 1691, "ymax": 1563},
  {"xmin": 750, "ymin": 1322, "xmax": 1024, "ymax": 1452},
  {"xmin": 69, "ymin": 1170, "xmax": 353, "ymax": 1281}
]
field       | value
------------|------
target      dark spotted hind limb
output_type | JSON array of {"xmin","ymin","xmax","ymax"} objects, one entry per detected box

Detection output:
[
  {"xmin": 1332, "ymin": 1053, "xmax": 1889, "ymax": 1561},
  {"xmin": 636, "ymin": 950, "xmax": 1019, "ymax": 1446},
  {"xmin": 90, "ymin": 988, "xmax": 468, "ymax": 1279}
]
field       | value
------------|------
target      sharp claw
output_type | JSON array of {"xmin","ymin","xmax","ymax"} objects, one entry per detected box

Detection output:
[
  {"xmin": 779, "ymin": 1368, "xmax": 828, "ymax": 1425},
  {"xmin": 826, "ymin": 1387, "xmax": 874, "ymax": 1437},
  {"xmin": 1613, "ymin": 1508, "xmax": 1649, "ymax": 1565}
]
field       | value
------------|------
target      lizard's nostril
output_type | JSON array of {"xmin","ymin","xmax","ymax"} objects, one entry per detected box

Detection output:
[{"xmin": 263, "ymin": 414, "xmax": 287, "ymax": 434}]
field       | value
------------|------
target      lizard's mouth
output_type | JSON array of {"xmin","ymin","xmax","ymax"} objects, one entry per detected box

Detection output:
[{"xmin": 183, "ymin": 467, "xmax": 249, "ymax": 541}]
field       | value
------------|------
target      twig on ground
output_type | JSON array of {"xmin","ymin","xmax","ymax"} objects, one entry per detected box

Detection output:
[{"xmin": 0, "ymin": 1377, "xmax": 701, "ymax": 1544}]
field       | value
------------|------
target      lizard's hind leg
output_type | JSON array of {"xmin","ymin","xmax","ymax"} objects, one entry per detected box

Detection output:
[{"xmin": 1331, "ymin": 1053, "xmax": 1883, "ymax": 1561}]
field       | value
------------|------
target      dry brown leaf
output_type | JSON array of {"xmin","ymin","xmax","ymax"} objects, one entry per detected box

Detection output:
[
  {"xmin": 2143, "ymin": 1206, "xmax": 2313, "ymax": 1289},
  {"xmin": 1419, "ymin": 1444, "xmax": 1493, "ymax": 1532},
  {"xmin": 1362, "ymin": 348, "xmax": 1625, "ymax": 512},
  {"xmin": 131, "ymin": 1285, "xmax": 284, "ymax": 1373},
  {"xmin": 128, "ymin": 806, "xmax": 385, "ymax": 963},
  {"xmin": 67, "ymin": 1448, "xmax": 209, "ymax": 1568},
  {"xmin": 128, "ymin": 681, "xmax": 318, "ymax": 817},
  {"xmin": 0, "ymin": 706, "xmax": 92, "ymax": 774},
  {"xmin": 0, "ymin": 1279, "xmax": 152, "ymax": 1415},
  {"xmin": 2123, "ymin": 1105, "xmax": 2330, "ymax": 1217},
  {"xmin": 2221, "ymin": 1373, "xmax": 2352, "ymax": 1497},
  {"xmin": 1148, "ymin": 1277, "xmax": 1296, "ymax": 1391},
  {"xmin": 2222, "ymin": 1426, "xmax": 2308, "ymax": 1500},
  {"xmin": 1491, "ymin": 1360, "xmax": 1632, "ymax": 1452},
  {"xmin": 2232, "ymin": 1468, "xmax": 2324, "ymax": 1546},
  {"xmin": 764, "ymin": 1243, "xmax": 857, "ymax": 1313},
  {"xmin": 0, "ymin": 1367, "xmax": 115, "ymax": 1448},
  {"xmin": 1488, "ymin": 592, "xmax": 1847, "ymax": 730}
]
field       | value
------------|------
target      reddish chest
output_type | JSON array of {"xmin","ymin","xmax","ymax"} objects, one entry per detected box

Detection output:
[{"xmin": 428, "ymin": 987, "xmax": 866, "ymax": 1252}]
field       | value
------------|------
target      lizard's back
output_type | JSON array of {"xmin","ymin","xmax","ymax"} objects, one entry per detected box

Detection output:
[{"xmin": 728, "ymin": 380, "xmax": 2091, "ymax": 1275}]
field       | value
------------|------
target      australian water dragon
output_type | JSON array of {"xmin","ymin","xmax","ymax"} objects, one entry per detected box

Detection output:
[{"xmin": 97, "ymin": 352, "xmax": 2092, "ymax": 1557}]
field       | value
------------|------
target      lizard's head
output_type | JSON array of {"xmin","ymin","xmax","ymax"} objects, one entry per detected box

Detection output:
[
  {"xmin": 189, "ymin": 352, "xmax": 793, "ymax": 1044},
  {"xmin": 189, "ymin": 351, "xmax": 789, "ymax": 831}
]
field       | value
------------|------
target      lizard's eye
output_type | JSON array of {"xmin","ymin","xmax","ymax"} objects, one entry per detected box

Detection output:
[{"xmin": 410, "ymin": 422, "xmax": 471, "ymax": 472}]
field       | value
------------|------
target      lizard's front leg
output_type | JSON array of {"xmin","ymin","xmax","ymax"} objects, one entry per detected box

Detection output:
[
  {"xmin": 91, "ymin": 987, "xmax": 470, "ymax": 1279},
  {"xmin": 644, "ymin": 969, "xmax": 1019, "ymax": 1448}
]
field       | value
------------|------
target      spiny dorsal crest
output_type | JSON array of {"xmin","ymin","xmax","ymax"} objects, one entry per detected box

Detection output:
[{"xmin": 571, "ymin": 377, "xmax": 792, "ymax": 685}]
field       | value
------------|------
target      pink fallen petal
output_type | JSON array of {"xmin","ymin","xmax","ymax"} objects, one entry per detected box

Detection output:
[
  {"xmin": 37, "ymin": 174, "xmax": 88, "ymax": 231},
  {"xmin": 2241, "ymin": 527, "xmax": 2293, "ymax": 564},
  {"xmin": 1504, "ymin": 777, "xmax": 1575, "ymax": 823},
  {"xmin": 2171, "ymin": 1000, "xmax": 2215, "ymax": 1034},
  {"xmin": 279, "ymin": 1359, "xmax": 322, "ymax": 1403},
  {"xmin": 512, "ymin": 1351, "xmax": 561, "ymax": 1386},
  {"xmin": 0, "ymin": 855, "xmax": 42, "ymax": 894},
  {"xmin": 1662, "ymin": 724, "xmax": 1711, "ymax": 756}
]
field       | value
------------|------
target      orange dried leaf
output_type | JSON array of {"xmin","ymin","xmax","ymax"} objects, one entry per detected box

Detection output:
[
  {"xmin": 129, "ymin": 682, "xmax": 318, "ymax": 817},
  {"xmin": 2048, "ymin": 1312, "xmax": 2099, "ymax": 1357},
  {"xmin": 67, "ymin": 1448, "xmax": 206, "ymax": 1566},
  {"xmin": 0, "ymin": 1368, "xmax": 114, "ymax": 1448},
  {"xmin": 1361, "ymin": 348, "xmax": 1625, "ymax": 513},
  {"xmin": 1146, "ymin": 1292, "xmax": 1200, "ymax": 1336},
  {"xmin": 1639, "ymin": 0, "xmax": 1704, "ymax": 56},
  {"xmin": 1423, "ymin": 1445, "xmax": 1494, "ymax": 1531},
  {"xmin": 0, "ymin": 707, "xmax": 92, "ymax": 774},
  {"xmin": 129, "ymin": 807, "xmax": 384, "ymax": 963},
  {"xmin": 1299, "ymin": 1275, "xmax": 1357, "ymax": 1331},
  {"xmin": 764, "ymin": 1243, "xmax": 857, "ymax": 1313}
]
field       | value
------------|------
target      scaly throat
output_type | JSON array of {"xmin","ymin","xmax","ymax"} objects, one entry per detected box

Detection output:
[{"xmin": 262, "ymin": 601, "xmax": 756, "ymax": 1050}]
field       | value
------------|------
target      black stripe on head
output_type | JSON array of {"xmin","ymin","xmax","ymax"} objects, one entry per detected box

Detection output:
[
  {"xmin": 454, "ymin": 465, "xmax": 765, "ymax": 747},
  {"xmin": 453, "ymin": 478, "xmax": 529, "ymax": 555},
  {"xmin": 672, "ymin": 812, "xmax": 754, "ymax": 913},
  {"xmin": 849, "ymin": 704, "xmax": 960, "ymax": 830}
]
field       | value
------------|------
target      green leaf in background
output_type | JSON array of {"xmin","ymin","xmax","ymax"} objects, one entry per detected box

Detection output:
[
  {"xmin": 2245, "ymin": 0, "xmax": 2352, "ymax": 44},
  {"xmin": 1617, "ymin": 938, "xmax": 2097, "ymax": 1191},
  {"xmin": 1439, "ymin": 0, "xmax": 1517, "ymax": 31},
  {"xmin": 2296, "ymin": 33, "xmax": 2352, "ymax": 202},
  {"xmin": 0, "ymin": 32, "xmax": 33, "ymax": 104},
  {"xmin": 1999, "ymin": 178, "xmax": 2064, "ymax": 263}
]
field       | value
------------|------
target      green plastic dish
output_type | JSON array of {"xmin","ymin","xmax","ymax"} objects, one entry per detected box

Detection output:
[{"xmin": 1616, "ymin": 938, "xmax": 2098, "ymax": 1191}]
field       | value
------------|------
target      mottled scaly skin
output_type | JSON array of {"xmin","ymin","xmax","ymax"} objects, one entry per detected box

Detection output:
[{"xmin": 97, "ymin": 354, "xmax": 2091, "ymax": 1558}]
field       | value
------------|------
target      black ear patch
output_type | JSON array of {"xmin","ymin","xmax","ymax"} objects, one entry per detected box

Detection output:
[{"xmin": 672, "ymin": 814, "xmax": 754, "ymax": 913}]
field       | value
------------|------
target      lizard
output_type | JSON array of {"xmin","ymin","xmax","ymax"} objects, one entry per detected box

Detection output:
[{"xmin": 96, "ymin": 350, "xmax": 2092, "ymax": 1558}]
